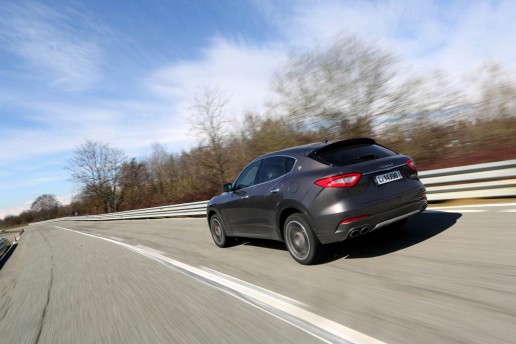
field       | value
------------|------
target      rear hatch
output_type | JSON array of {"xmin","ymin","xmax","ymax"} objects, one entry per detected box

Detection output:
[{"xmin": 308, "ymin": 138, "xmax": 421, "ymax": 204}]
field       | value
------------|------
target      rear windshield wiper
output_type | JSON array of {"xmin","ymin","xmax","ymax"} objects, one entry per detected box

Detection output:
[{"xmin": 350, "ymin": 154, "xmax": 377, "ymax": 162}]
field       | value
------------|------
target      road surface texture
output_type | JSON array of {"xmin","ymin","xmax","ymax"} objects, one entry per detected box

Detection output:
[{"xmin": 1, "ymin": 203, "xmax": 515, "ymax": 343}]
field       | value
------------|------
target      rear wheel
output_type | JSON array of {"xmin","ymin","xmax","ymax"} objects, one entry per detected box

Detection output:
[
  {"xmin": 209, "ymin": 215, "xmax": 233, "ymax": 247},
  {"xmin": 284, "ymin": 213, "xmax": 321, "ymax": 265}
]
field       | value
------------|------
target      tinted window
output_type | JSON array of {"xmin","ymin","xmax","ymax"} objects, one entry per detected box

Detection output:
[
  {"xmin": 235, "ymin": 160, "xmax": 261, "ymax": 189},
  {"xmin": 257, "ymin": 156, "xmax": 296, "ymax": 184},
  {"xmin": 285, "ymin": 157, "xmax": 295, "ymax": 173},
  {"xmin": 316, "ymin": 144, "xmax": 396, "ymax": 166}
]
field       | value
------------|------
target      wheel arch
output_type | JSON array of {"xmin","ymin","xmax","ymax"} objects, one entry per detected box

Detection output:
[
  {"xmin": 207, "ymin": 208, "xmax": 218, "ymax": 223},
  {"xmin": 276, "ymin": 202, "xmax": 311, "ymax": 242},
  {"xmin": 207, "ymin": 207, "xmax": 233, "ymax": 236}
]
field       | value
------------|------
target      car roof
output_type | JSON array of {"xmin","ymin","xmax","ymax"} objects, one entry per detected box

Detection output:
[{"xmin": 259, "ymin": 138, "xmax": 377, "ymax": 159}]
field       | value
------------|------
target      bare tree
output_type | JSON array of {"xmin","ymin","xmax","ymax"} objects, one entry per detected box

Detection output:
[
  {"xmin": 147, "ymin": 143, "xmax": 172, "ymax": 199},
  {"xmin": 119, "ymin": 158, "xmax": 151, "ymax": 210},
  {"xmin": 189, "ymin": 87, "xmax": 232, "ymax": 187},
  {"xmin": 271, "ymin": 35, "xmax": 402, "ymax": 137},
  {"xmin": 31, "ymin": 194, "xmax": 60, "ymax": 220},
  {"xmin": 475, "ymin": 62, "xmax": 516, "ymax": 120},
  {"xmin": 240, "ymin": 112, "xmax": 314, "ymax": 160},
  {"xmin": 65, "ymin": 140, "xmax": 126, "ymax": 213}
]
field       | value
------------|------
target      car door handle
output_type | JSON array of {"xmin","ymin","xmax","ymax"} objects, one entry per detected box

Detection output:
[
  {"xmin": 241, "ymin": 195, "xmax": 249, "ymax": 199},
  {"xmin": 270, "ymin": 188, "xmax": 280, "ymax": 194}
]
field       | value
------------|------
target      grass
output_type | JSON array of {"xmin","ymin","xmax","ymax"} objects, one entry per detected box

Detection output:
[{"xmin": 0, "ymin": 224, "xmax": 26, "ymax": 232}]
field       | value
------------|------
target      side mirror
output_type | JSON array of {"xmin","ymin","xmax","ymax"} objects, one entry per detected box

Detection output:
[{"xmin": 223, "ymin": 183, "xmax": 233, "ymax": 193}]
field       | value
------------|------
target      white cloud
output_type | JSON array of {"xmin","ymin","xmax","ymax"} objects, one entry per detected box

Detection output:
[
  {"xmin": 0, "ymin": 2, "xmax": 104, "ymax": 92},
  {"xmin": 424, "ymin": 1, "xmax": 516, "ymax": 76},
  {"xmin": 56, "ymin": 193, "xmax": 73, "ymax": 207},
  {"xmin": 0, "ymin": 192, "xmax": 72, "ymax": 219},
  {"xmin": 0, "ymin": 98, "xmax": 193, "ymax": 168},
  {"xmin": 0, "ymin": 201, "xmax": 32, "ymax": 219},
  {"xmin": 146, "ymin": 37, "xmax": 287, "ymax": 120},
  {"xmin": 254, "ymin": 0, "xmax": 516, "ymax": 82}
]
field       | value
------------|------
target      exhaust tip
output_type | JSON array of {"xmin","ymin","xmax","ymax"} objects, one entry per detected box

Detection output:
[
  {"xmin": 359, "ymin": 227, "xmax": 370, "ymax": 235},
  {"xmin": 349, "ymin": 226, "xmax": 370, "ymax": 238},
  {"xmin": 349, "ymin": 229, "xmax": 361, "ymax": 238}
]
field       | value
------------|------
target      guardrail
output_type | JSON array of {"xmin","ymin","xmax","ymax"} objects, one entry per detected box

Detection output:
[
  {"xmin": 419, "ymin": 159, "xmax": 516, "ymax": 201},
  {"xmin": 69, "ymin": 200, "xmax": 209, "ymax": 221},
  {"xmin": 37, "ymin": 159, "xmax": 516, "ymax": 223}
]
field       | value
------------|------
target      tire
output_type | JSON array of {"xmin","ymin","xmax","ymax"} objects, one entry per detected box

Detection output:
[
  {"xmin": 284, "ymin": 213, "xmax": 321, "ymax": 265},
  {"xmin": 209, "ymin": 214, "xmax": 233, "ymax": 248}
]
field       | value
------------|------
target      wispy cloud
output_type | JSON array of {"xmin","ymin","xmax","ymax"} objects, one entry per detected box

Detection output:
[
  {"xmin": 253, "ymin": 0, "xmax": 516, "ymax": 79},
  {"xmin": 0, "ymin": 2, "xmax": 104, "ymax": 92},
  {"xmin": 146, "ymin": 37, "xmax": 287, "ymax": 119},
  {"xmin": 0, "ymin": 99, "xmax": 192, "ymax": 167}
]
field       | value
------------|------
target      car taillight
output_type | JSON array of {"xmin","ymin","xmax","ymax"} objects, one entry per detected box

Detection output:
[
  {"xmin": 406, "ymin": 158, "xmax": 417, "ymax": 172},
  {"xmin": 315, "ymin": 173, "xmax": 361, "ymax": 188},
  {"xmin": 339, "ymin": 214, "xmax": 370, "ymax": 224}
]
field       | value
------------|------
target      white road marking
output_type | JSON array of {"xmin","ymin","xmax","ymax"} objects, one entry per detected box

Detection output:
[
  {"xmin": 54, "ymin": 225, "xmax": 384, "ymax": 344},
  {"xmin": 201, "ymin": 267, "xmax": 308, "ymax": 308},
  {"xmin": 109, "ymin": 236, "xmax": 123, "ymax": 241},
  {"xmin": 429, "ymin": 203, "xmax": 516, "ymax": 210},
  {"xmin": 135, "ymin": 244, "xmax": 165, "ymax": 256}
]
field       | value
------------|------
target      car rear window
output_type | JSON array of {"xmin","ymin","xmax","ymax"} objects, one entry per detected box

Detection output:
[{"xmin": 315, "ymin": 143, "xmax": 396, "ymax": 166}]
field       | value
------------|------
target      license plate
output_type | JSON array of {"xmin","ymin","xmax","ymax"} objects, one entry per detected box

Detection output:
[{"xmin": 375, "ymin": 170, "xmax": 402, "ymax": 185}]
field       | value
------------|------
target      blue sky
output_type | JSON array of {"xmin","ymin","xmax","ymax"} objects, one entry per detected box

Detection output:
[{"xmin": 1, "ymin": 0, "xmax": 515, "ymax": 218}]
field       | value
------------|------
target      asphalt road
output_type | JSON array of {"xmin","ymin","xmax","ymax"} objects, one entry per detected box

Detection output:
[{"xmin": 1, "ymin": 203, "xmax": 515, "ymax": 343}]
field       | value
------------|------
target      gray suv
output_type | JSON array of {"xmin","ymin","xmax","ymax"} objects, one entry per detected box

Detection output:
[{"xmin": 207, "ymin": 138, "xmax": 427, "ymax": 264}]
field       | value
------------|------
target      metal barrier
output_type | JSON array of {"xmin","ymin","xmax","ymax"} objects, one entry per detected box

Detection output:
[
  {"xmin": 46, "ymin": 200, "xmax": 209, "ymax": 222},
  {"xmin": 419, "ymin": 159, "xmax": 516, "ymax": 201},
  {"xmin": 70, "ymin": 200, "xmax": 208, "ymax": 221},
  {"xmin": 37, "ymin": 159, "xmax": 516, "ymax": 222}
]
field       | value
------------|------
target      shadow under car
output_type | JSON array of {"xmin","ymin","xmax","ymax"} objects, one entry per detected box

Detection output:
[
  {"xmin": 323, "ymin": 210, "xmax": 462, "ymax": 261},
  {"xmin": 228, "ymin": 210, "xmax": 461, "ymax": 264}
]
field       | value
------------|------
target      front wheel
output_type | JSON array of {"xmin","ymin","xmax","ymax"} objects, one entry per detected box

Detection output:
[
  {"xmin": 284, "ymin": 213, "xmax": 321, "ymax": 265},
  {"xmin": 209, "ymin": 215, "xmax": 233, "ymax": 247}
]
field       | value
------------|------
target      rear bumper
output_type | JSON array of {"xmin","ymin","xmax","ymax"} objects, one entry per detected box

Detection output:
[{"xmin": 314, "ymin": 187, "xmax": 427, "ymax": 244}]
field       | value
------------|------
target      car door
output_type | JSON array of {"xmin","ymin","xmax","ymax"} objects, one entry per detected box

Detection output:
[
  {"xmin": 220, "ymin": 159, "xmax": 262, "ymax": 235},
  {"xmin": 247, "ymin": 156, "xmax": 296, "ymax": 239},
  {"xmin": 228, "ymin": 156, "xmax": 295, "ymax": 238}
]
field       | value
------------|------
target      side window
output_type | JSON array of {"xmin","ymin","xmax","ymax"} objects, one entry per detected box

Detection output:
[
  {"xmin": 235, "ymin": 160, "xmax": 261, "ymax": 190},
  {"xmin": 257, "ymin": 156, "xmax": 296, "ymax": 184},
  {"xmin": 285, "ymin": 157, "xmax": 295, "ymax": 174}
]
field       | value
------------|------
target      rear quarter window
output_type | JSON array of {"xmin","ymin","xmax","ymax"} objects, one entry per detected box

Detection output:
[
  {"xmin": 316, "ymin": 144, "xmax": 396, "ymax": 166},
  {"xmin": 256, "ymin": 156, "xmax": 296, "ymax": 184}
]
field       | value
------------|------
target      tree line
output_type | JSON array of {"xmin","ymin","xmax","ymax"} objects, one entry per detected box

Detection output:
[{"xmin": 2, "ymin": 35, "xmax": 515, "ymax": 227}]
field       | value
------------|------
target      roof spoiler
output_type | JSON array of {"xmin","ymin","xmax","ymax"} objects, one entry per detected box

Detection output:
[{"xmin": 307, "ymin": 137, "xmax": 377, "ymax": 163}]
